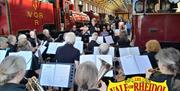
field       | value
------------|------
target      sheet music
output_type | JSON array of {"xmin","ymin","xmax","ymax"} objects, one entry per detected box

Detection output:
[
  {"xmin": 40, "ymin": 64, "xmax": 71, "ymax": 87},
  {"xmin": 9, "ymin": 51, "xmax": 32, "ymax": 70},
  {"xmin": 53, "ymin": 64, "xmax": 71, "ymax": 87},
  {"xmin": 40, "ymin": 64, "xmax": 55, "ymax": 86},
  {"xmin": 74, "ymin": 41, "xmax": 83, "ymax": 54},
  {"xmin": 76, "ymin": 37, "xmax": 82, "ymax": 41},
  {"xmin": 80, "ymin": 55, "xmax": 96, "ymax": 64},
  {"xmin": 46, "ymin": 42, "xmax": 64, "ymax": 54},
  {"xmin": 135, "ymin": 55, "xmax": 152, "ymax": 74},
  {"xmin": 119, "ymin": 47, "xmax": 140, "ymax": 57},
  {"xmin": 120, "ymin": 56, "xmax": 139, "ymax": 75},
  {"xmin": 89, "ymin": 36, "xmax": 104, "ymax": 44},
  {"xmin": 93, "ymin": 47, "xmax": 115, "ymax": 57},
  {"xmin": 0, "ymin": 50, "xmax": 7, "ymax": 63},
  {"xmin": 130, "ymin": 47, "xmax": 140, "ymax": 55},
  {"xmin": 105, "ymin": 36, "xmax": 114, "ymax": 44},
  {"xmin": 35, "ymin": 45, "xmax": 47, "ymax": 57},
  {"xmin": 96, "ymin": 55, "xmax": 113, "ymax": 77}
]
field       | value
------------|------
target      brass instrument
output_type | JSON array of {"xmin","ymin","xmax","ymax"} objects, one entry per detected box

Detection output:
[
  {"xmin": 26, "ymin": 76, "xmax": 44, "ymax": 91},
  {"xmin": 97, "ymin": 58, "xmax": 113, "ymax": 83}
]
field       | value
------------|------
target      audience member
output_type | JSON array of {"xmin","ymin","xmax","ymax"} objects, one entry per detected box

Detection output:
[
  {"xmin": 107, "ymin": 25, "xmax": 114, "ymax": 36},
  {"xmin": 0, "ymin": 56, "xmax": 26, "ymax": 91},
  {"xmin": 100, "ymin": 26, "xmax": 109, "ymax": 37}
]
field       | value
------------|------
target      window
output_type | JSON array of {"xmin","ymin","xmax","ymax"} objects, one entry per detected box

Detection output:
[
  {"xmin": 90, "ymin": 5, "xmax": 92, "ymax": 10},
  {"xmin": 86, "ymin": 3, "xmax": 88, "ymax": 11}
]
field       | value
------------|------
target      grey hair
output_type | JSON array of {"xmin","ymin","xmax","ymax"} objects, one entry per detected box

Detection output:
[
  {"xmin": 18, "ymin": 34, "xmax": 27, "ymax": 41},
  {"xmin": 99, "ymin": 43, "xmax": 110, "ymax": 55},
  {"xmin": 91, "ymin": 32, "xmax": 98, "ymax": 40},
  {"xmin": 8, "ymin": 35, "xmax": 16, "ymax": 45},
  {"xmin": 0, "ymin": 37, "xmax": 8, "ymax": 47},
  {"xmin": 0, "ymin": 56, "xmax": 26, "ymax": 85},
  {"xmin": 17, "ymin": 39, "xmax": 32, "ymax": 51},
  {"xmin": 43, "ymin": 29, "xmax": 49, "ymax": 35},
  {"xmin": 64, "ymin": 32, "xmax": 76, "ymax": 44},
  {"xmin": 155, "ymin": 47, "xmax": 180, "ymax": 73},
  {"xmin": 75, "ymin": 61, "xmax": 98, "ymax": 90}
]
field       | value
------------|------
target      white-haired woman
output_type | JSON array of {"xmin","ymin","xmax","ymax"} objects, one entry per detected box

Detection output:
[
  {"xmin": 146, "ymin": 48, "xmax": 180, "ymax": 91},
  {"xmin": 55, "ymin": 32, "xmax": 80, "ymax": 68},
  {"xmin": 55, "ymin": 32, "xmax": 80, "ymax": 91},
  {"xmin": 98, "ymin": 43, "xmax": 110, "ymax": 55},
  {"xmin": 0, "ymin": 56, "xmax": 26, "ymax": 91},
  {"xmin": 75, "ymin": 61, "xmax": 107, "ymax": 91}
]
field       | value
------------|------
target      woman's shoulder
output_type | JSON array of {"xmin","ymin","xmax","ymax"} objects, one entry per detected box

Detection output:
[
  {"xmin": 0, "ymin": 83, "xmax": 26, "ymax": 91},
  {"xmin": 150, "ymin": 73, "xmax": 174, "ymax": 82}
]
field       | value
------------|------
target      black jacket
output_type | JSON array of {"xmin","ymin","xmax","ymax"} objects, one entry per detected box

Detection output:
[
  {"xmin": 0, "ymin": 83, "xmax": 26, "ymax": 91},
  {"xmin": 87, "ymin": 40, "xmax": 99, "ymax": 53},
  {"xmin": 55, "ymin": 44, "xmax": 80, "ymax": 63},
  {"xmin": 150, "ymin": 73, "xmax": 180, "ymax": 91},
  {"xmin": 143, "ymin": 52, "xmax": 158, "ymax": 68}
]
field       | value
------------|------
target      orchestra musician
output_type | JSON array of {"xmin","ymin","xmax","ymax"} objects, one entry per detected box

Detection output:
[
  {"xmin": 0, "ymin": 37, "xmax": 8, "ymax": 50},
  {"xmin": 143, "ymin": 40, "xmax": 161, "ymax": 68},
  {"xmin": 75, "ymin": 61, "xmax": 107, "ymax": 91},
  {"xmin": 87, "ymin": 32, "xmax": 99, "ymax": 54},
  {"xmin": 55, "ymin": 32, "xmax": 80, "ymax": 68},
  {"xmin": 7, "ymin": 35, "xmax": 17, "ymax": 52},
  {"xmin": 0, "ymin": 56, "xmax": 26, "ymax": 91},
  {"xmin": 98, "ymin": 43, "xmax": 110, "ymax": 55},
  {"xmin": 146, "ymin": 48, "xmax": 180, "ymax": 91}
]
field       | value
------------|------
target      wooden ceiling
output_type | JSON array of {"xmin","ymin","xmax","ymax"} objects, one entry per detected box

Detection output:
[{"xmin": 92, "ymin": 0, "xmax": 131, "ymax": 13}]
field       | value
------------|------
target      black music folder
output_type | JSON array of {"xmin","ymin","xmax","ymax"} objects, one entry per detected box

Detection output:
[{"xmin": 39, "ymin": 63, "xmax": 75, "ymax": 88}]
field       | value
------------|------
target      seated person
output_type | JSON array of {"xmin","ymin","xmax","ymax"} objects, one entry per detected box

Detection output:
[
  {"xmin": 17, "ymin": 38, "xmax": 40, "ymax": 78},
  {"xmin": 42, "ymin": 29, "xmax": 54, "ymax": 42},
  {"xmin": 117, "ymin": 31, "xmax": 130, "ymax": 48},
  {"xmin": 70, "ymin": 25, "xmax": 81, "ymax": 36},
  {"xmin": 17, "ymin": 37, "xmax": 33, "ymax": 52},
  {"xmin": 87, "ymin": 32, "xmax": 99, "ymax": 53},
  {"xmin": 28, "ymin": 30, "xmax": 40, "ymax": 49},
  {"xmin": 7, "ymin": 35, "xmax": 17, "ymax": 52},
  {"xmin": 144, "ymin": 40, "xmax": 161, "ymax": 68},
  {"xmin": 99, "ymin": 43, "xmax": 110, "ymax": 55},
  {"xmin": 0, "ymin": 56, "xmax": 26, "ymax": 91},
  {"xmin": 55, "ymin": 32, "xmax": 80, "ymax": 69},
  {"xmin": 17, "ymin": 34, "xmax": 27, "ymax": 42},
  {"xmin": 0, "ymin": 37, "xmax": 8, "ymax": 50},
  {"xmin": 146, "ymin": 48, "xmax": 180, "ymax": 91},
  {"xmin": 75, "ymin": 61, "xmax": 107, "ymax": 91},
  {"xmin": 100, "ymin": 26, "xmax": 109, "ymax": 37}
]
